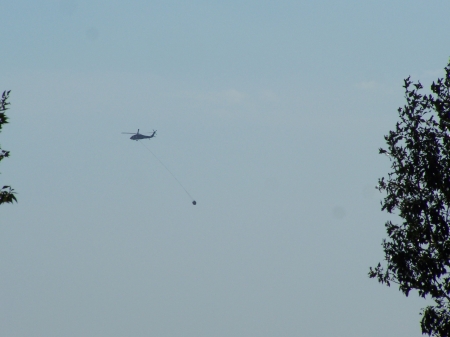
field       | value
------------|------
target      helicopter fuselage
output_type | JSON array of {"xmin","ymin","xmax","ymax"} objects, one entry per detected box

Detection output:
[
  {"xmin": 122, "ymin": 129, "xmax": 157, "ymax": 141},
  {"xmin": 130, "ymin": 134, "xmax": 154, "ymax": 140}
]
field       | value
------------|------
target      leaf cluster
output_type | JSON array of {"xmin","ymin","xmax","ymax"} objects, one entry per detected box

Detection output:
[
  {"xmin": 0, "ymin": 90, "xmax": 16, "ymax": 204},
  {"xmin": 369, "ymin": 62, "xmax": 450, "ymax": 337}
]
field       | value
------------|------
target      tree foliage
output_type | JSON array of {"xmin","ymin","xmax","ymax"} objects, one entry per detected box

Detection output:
[
  {"xmin": 369, "ymin": 61, "xmax": 450, "ymax": 337},
  {"xmin": 0, "ymin": 90, "xmax": 16, "ymax": 205}
]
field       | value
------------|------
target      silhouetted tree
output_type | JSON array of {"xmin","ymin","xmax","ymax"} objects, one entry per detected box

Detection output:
[
  {"xmin": 0, "ymin": 90, "xmax": 16, "ymax": 204},
  {"xmin": 370, "ymin": 60, "xmax": 450, "ymax": 337}
]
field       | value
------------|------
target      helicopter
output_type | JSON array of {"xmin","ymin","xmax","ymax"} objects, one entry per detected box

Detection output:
[
  {"xmin": 122, "ymin": 128, "xmax": 196, "ymax": 205},
  {"xmin": 122, "ymin": 129, "xmax": 157, "ymax": 141}
]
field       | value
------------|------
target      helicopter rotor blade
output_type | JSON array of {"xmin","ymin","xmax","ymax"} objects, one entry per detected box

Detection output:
[{"xmin": 122, "ymin": 132, "xmax": 136, "ymax": 134}]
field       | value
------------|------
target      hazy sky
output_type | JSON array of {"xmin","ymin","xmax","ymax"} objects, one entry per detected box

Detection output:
[{"xmin": 1, "ymin": 1, "xmax": 450, "ymax": 336}]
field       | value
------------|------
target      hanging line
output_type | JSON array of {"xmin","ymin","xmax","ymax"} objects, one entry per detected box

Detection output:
[{"xmin": 138, "ymin": 140, "xmax": 196, "ymax": 204}]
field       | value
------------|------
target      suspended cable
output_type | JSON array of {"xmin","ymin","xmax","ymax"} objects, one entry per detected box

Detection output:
[{"xmin": 138, "ymin": 140, "xmax": 196, "ymax": 205}]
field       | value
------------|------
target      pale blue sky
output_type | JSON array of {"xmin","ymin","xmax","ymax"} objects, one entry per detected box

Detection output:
[{"xmin": 1, "ymin": 1, "xmax": 450, "ymax": 336}]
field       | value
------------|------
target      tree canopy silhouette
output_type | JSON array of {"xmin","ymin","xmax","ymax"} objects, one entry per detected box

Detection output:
[
  {"xmin": 370, "ymin": 60, "xmax": 450, "ymax": 337},
  {"xmin": 0, "ymin": 90, "xmax": 16, "ymax": 205}
]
